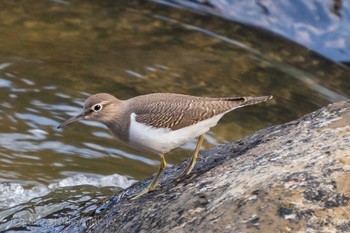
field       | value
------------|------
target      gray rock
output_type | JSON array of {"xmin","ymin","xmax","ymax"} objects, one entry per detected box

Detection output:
[{"xmin": 64, "ymin": 100, "xmax": 350, "ymax": 233}]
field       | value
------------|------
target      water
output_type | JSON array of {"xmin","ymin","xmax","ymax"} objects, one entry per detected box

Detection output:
[
  {"xmin": 0, "ymin": 0, "xmax": 349, "ymax": 231},
  {"xmin": 156, "ymin": 0, "xmax": 350, "ymax": 62}
]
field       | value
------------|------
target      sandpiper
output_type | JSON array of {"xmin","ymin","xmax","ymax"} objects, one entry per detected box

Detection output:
[{"xmin": 58, "ymin": 93, "xmax": 272, "ymax": 199}]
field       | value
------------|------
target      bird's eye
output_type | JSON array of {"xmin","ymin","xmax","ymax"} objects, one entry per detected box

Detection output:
[{"xmin": 92, "ymin": 104, "xmax": 102, "ymax": 112}]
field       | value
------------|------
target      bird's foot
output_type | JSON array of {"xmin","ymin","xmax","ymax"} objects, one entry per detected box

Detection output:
[
  {"xmin": 129, "ymin": 187, "xmax": 154, "ymax": 200},
  {"xmin": 176, "ymin": 169, "xmax": 190, "ymax": 181}
]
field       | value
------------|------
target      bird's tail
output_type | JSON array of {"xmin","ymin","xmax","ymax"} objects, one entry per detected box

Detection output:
[
  {"xmin": 221, "ymin": 95, "xmax": 273, "ymax": 109},
  {"xmin": 241, "ymin": 95, "xmax": 273, "ymax": 106}
]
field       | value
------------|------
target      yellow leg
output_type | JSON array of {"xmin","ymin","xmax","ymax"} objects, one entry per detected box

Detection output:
[
  {"xmin": 130, "ymin": 154, "xmax": 167, "ymax": 200},
  {"xmin": 179, "ymin": 134, "xmax": 205, "ymax": 178}
]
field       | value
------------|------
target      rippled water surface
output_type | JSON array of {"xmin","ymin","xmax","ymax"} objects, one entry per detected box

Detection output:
[
  {"xmin": 0, "ymin": 0, "xmax": 349, "ymax": 231},
  {"xmin": 156, "ymin": 0, "xmax": 350, "ymax": 62}
]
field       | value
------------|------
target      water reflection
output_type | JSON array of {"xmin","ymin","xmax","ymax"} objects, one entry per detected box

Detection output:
[
  {"xmin": 154, "ymin": 0, "xmax": 350, "ymax": 62},
  {"xmin": 0, "ymin": 0, "xmax": 349, "ymax": 231}
]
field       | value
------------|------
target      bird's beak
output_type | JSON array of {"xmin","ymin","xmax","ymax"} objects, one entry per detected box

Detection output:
[{"xmin": 57, "ymin": 112, "xmax": 86, "ymax": 129}]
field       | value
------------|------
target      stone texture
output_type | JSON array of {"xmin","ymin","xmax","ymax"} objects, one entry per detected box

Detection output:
[{"xmin": 63, "ymin": 100, "xmax": 350, "ymax": 233}]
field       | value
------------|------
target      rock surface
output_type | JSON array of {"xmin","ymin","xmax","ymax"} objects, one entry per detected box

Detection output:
[{"xmin": 63, "ymin": 101, "xmax": 350, "ymax": 233}]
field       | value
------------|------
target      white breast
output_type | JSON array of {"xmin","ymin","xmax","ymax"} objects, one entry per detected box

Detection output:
[{"xmin": 128, "ymin": 113, "xmax": 225, "ymax": 155}]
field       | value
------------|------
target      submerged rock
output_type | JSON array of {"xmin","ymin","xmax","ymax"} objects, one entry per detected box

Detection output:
[{"xmin": 64, "ymin": 101, "xmax": 350, "ymax": 233}]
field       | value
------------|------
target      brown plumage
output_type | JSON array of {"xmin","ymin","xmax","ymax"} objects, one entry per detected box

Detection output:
[
  {"xmin": 129, "ymin": 93, "xmax": 271, "ymax": 130},
  {"xmin": 58, "ymin": 92, "xmax": 273, "ymax": 199}
]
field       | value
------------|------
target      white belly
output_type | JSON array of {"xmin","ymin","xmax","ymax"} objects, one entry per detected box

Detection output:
[{"xmin": 128, "ymin": 113, "xmax": 225, "ymax": 155}]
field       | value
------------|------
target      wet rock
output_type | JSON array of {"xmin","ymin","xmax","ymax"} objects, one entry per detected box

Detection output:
[{"xmin": 63, "ymin": 101, "xmax": 350, "ymax": 233}]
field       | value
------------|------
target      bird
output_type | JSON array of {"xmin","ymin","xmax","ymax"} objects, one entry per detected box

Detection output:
[{"xmin": 57, "ymin": 93, "xmax": 272, "ymax": 199}]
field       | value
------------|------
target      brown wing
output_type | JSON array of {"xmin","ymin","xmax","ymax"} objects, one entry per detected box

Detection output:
[{"xmin": 129, "ymin": 93, "xmax": 271, "ymax": 131}]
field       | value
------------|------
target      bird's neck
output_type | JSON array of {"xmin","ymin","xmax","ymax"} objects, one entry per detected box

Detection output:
[{"xmin": 103, "ymin": 100, "xmax": 131, "ymax": 143}]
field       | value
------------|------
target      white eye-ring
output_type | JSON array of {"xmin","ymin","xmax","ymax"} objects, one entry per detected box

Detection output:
[{"xmin": 92, "ymin": 104, "xmax": 103, "ymax": 112}]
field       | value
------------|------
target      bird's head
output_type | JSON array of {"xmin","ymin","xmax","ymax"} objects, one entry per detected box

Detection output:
[{"xmin": 57, "ymin": 93, "xmax": 119, "ymax": 129}]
